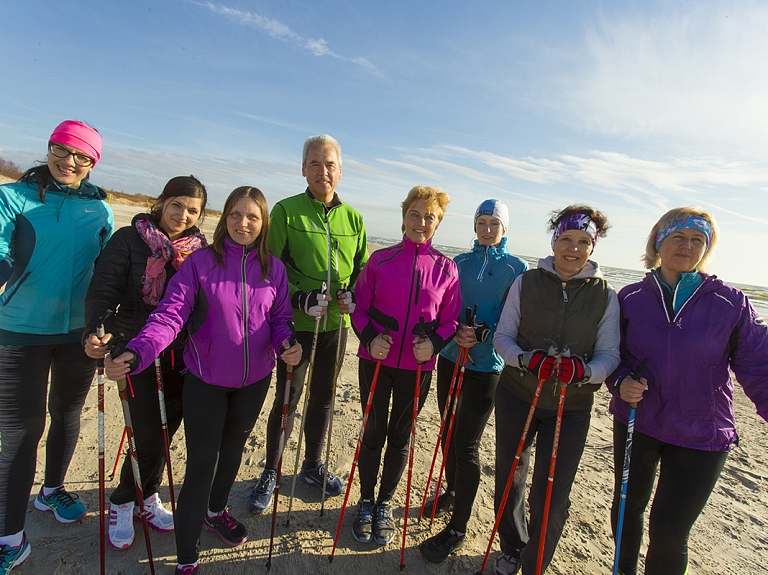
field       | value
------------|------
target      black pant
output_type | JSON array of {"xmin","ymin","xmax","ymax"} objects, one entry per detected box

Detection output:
[
  {"xmin": 264, "ymin": 328, "xmax": 347, "ymax": 470},
  {"xmin": 111, "ymin": 349, "xmax": 185, "ymax": 505},
  {"xmin": 357, "ymin": 358, "xmax": 432, "ymax": 503},
  {"xmin": 494, "ymin": 384, "xmax": 592, "ymax": 575},
  {"xmin": 611, "ymin": 418, "xmax": 728, "ymax": 575},
  {"xmin": 0, "ymin": 342, "xmax": 95, "ymax": 535},
  {"xmin": 435, "ymin": 355, "xmax": 498, "ymax": 533},
  {"xmin": 175, "ymin": 372, "xmax": 271, "ymax": 565}
]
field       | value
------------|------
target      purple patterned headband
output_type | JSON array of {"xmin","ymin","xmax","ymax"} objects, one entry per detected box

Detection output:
[
  {"xmin": 654, "ymin": 215, "xmax": 712, "ymax": 251},
  {"xmin": 551, "ymin": 213, "xmax": 599, "ymax": 251}
]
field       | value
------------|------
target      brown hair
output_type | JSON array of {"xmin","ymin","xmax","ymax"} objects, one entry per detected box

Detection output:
[
  {"xmin": 547, "ymin": 204, "xmax": 611, "ymax": 238},
  {"xmin": 150, "ymin": 175, "xmax": 208, "ymax": 224},
  {"xmin": 211, "ymin": 186, "xmax": 271, "ymax": 279}
]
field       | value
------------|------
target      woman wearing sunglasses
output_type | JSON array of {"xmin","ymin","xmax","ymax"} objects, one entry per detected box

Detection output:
[{"xmin": 0, "ymin": 120, "xmax": 113, "ymax": 571}]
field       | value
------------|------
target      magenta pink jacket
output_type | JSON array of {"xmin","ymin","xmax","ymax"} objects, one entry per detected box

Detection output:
[{"xmin": 351, "ymin": 236, "xmax": 460, "ymax": 371}]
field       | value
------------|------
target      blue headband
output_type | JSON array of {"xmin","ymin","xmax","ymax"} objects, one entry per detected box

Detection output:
[{"xmin": 655, "ymin": 215, "xmax": 712, "ymax": 251}]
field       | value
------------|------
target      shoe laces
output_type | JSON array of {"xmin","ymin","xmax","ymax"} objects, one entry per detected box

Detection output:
[
  {"xmin": 176, "ymin": 565, "xmax": 198, "ymax": 574},
  {"xmin": 212, "ymin": 508, "xmax": 237, "ymax": 529},
  {"xmin": 46, "ymin": 488, "xmax": 78, "ymax": 507},
  {"xmin": 255, "ymin": 470, "xmax": 276, "ymax": 494},
  {"xmin": 111, "ymin": 504, "xmax": 133, "ymax": 526},
  {"xmin": 0, "ymin": 542, "xmax": 21, "ymax": 568},
  {"xmin": 144, "ymin": 494, "xmax": 161, "ymax": 513},
  {"xmin": 375, "ymin": 502, "xmax": 392, "ymax": 522},
  {"xmin": 358, "ymin": 499, "xmax": 373, "ymax": 521}
]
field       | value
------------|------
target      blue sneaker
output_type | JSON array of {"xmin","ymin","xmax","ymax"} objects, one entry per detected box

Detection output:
[
  {"xmin": 0, "ymin": 533, "xmax": 31, "ymax": 573},
  {"xmin": 248, "ymin": 469, "xmax": 277, "ymax": 514},
  {"xmin": 34, "ymin": 487, "xmax": 86, "ymax": 523},
  {"xmin": 299, "ymin": 461, "xmax": 344, "ymax": 496}
]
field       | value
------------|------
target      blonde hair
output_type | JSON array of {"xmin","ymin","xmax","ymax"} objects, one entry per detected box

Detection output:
[
  {"xmin": 400, "ymin": 186, "xmax": 450, "ymax": 233},
  {"xmin": 643, "ymin": 206, "xmax": 719, "ymax": 271}
]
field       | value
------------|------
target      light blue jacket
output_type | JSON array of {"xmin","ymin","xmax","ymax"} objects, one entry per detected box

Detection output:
[
  {"xmin": 440, "ymin": 237, "xmax": 528, "ymax": 372},
  {"xmin": 0, "ymin": 174, "xmax": 113, "ymax": 340}
]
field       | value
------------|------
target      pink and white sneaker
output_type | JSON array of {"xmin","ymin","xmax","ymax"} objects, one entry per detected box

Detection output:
[{"xmin": 135, "ymin": 493, "xmax": 174, "ymax": 533}]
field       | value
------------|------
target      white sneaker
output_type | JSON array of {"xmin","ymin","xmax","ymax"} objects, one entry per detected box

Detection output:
[
  {"xmin": 108, "ymin": 502, "xmax": 135, "ymax": 550},
  {"xmin": 137, "ymin": 493, "xmax": 174, "ymax": 533},
  {"xmin": 494, "ymin": 552, "xmax": 521, "ymax": 575}
]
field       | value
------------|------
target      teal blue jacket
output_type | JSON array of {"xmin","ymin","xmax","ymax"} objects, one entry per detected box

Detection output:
[
  {"xmin": 0, "ymin": 174, "xmax": 113, "ymax": 342},
  {"xmin": 440, "ymin": 238, "xmax": 528, "ymax": 372}
]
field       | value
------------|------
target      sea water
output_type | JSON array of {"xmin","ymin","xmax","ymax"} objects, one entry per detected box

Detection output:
[{"xmin": 368, "ymin": 237, "xmax": 768, "ymax": 317}]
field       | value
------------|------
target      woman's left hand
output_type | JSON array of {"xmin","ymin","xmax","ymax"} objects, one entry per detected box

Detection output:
[
  {"xmin": 412, "ymin": 337, "xmax": 434, "ymax": 363},
  {"xmin": 453, "ymin": 325, "xmax": 477, "ymax": 348},
  {"xmin": 280, "ymin": 340, "xmax": 303, "ymax": 366}
]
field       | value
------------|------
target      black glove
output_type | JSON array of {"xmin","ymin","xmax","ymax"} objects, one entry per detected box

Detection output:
[{"xmin": 472, "ymin": 322, "xmax": 491, "ymax": 343}]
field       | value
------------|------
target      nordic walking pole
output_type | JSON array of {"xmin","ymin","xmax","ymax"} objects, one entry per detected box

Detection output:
[
  {"xmin": 110, "ymin": 340, "xmax": 156, "ymax": 574},
  {"xmin": 154, "ymin": 355, "xmax": 176, "ymax": 521},
  {"xmin": 320, "ymin": 284, "xmax": 348, "ymax": 517},
  {"xmin": 97, "ymin": 310, "xmax": 111, "ymax": 575},
  {"xmin": 266, "ymin": 321, "xmax": 297, "ymax": 572},
  {"xmin": 400, "ymin": 316, "xmax": 427, "ymax": 571},
  {"xmin": 612, "ymin": 358, "xmax": 648, "ymax": 575},
  {"xmin": 426, "ymin": 307, "xmax": 473, "ymax": 525},
  {"xmin": 329, "ymin": 319, "xmax": 395, "ymax": 563},
  {"xmin": 535, "ymin": 363, "xmax": 569, "ymax": 575},
  {"xmin": 286, "ymin": 282, "xmax": 326, "ymax": 527},
  {"xmin": 109, "ymin": 427, "xmax": 127, "ymax": 480},
  {"xmin": 476, "ymin": 354, "xmax": 555, "ymax": 574},
  {"xmin": 417, "ymin": 345, "xmax": 465, "ymax": 522}
]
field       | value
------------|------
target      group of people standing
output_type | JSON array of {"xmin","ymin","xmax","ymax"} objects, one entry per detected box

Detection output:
[{"xmin": 0, "ymin": 120, "xmax": 766, "ymax": 575}]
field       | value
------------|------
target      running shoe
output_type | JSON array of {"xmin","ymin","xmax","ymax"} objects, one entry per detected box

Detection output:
[
  {"xmin": 203, "ymin": 507, "xmax": 248, "ymax": 546},
  {"xmin": 494, "ymin": 551, "xmax": 522, "ymax": 575},
  {"xmin": 299, "ymin": 461, "xmax": 344, "ymax": 496},
  {"xmin": 136, "ymin": 493, "xmax": 174, "ymax": 532},
  {"xmin": 34, "ymin": 487, "xmax": 86, "ymax": 523},
  {"xmin": 175, "ymin": 563, "xmax": 199, "ymax": 574},
  {"xmin": 0, "ymin": 533, "xmax": 30, "ymax": 573},
  {"xmin": 248, "ymin": 469, "xmax": 277, "ymax": 514},
  {"xmin": 372, "ymin": 501, "xmax": 395, "ymax": 545},
  {"xmin": 108, "ymin": 502, "xmax": 135, "ymax": 549},
  {"xmin": 352, "ymin": 498, "xmax": 374, "ymax": 543},
  {"xmin": 424, "ymin": 490, "xmax": 455, "ymax": 518},
  {"xmin": 419, "ymin": 526, "xmax": 465, "ymax": 563}
]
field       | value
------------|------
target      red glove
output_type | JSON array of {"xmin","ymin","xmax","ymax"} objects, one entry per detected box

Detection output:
[
  {"xmin": 558, "ymin": 356, "xmax": 587, "ymax": 384},
  {"xmin": 522, "ymin": 350, "xmax": 557, "ymax": 380}
]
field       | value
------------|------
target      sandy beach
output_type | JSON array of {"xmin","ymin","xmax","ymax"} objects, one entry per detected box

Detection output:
[{"xmin": 12, "ymin": 201, "xmax": 768, "ymax": 574}]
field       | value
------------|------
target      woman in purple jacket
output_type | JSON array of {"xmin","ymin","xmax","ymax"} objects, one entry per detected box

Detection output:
[
  {"xmin": 607, "ymin": 207, "xmax": 768, "ymax": 575},
  {"xmin": 349, "ymin": 185, "xmax": 461, "ymax": 545},
  {"xmin": 106, "ymin": 187, "xmax": 302, "ymax": 575}
]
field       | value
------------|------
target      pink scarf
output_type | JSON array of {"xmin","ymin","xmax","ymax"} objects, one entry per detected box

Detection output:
[{"xmin": 135, "ymin": 216, "xmax": 208, "ymax": 305}]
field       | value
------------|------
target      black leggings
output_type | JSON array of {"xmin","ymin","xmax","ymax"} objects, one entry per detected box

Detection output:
[
  {"xmin": 357, "ymin": 358, "xmax": 431, "ymax": 503},
  {"xmin": 264, "ymin": 328, "xmax": 347, "ymax": 470},
  {"xmin": 175, "ymin": 372, "xmax": 271, "ymax": 565},
  {"xmin": 435, "ymin": 355, "xmax": 498, "ymax": 533},
  {"xmin": 494, "ymin": 384, "xmax": 592, "ymax": 575},
  {"xmin": 0, "ymin": 342, "xmax": 95, "ymax": 536},
  {"xmin": 110, "ymin": 349, "xmax": 184, "ymax": 505},
  {"xmin": 611, "ymin": 418, "xmax": 728, "ymax": 575}
]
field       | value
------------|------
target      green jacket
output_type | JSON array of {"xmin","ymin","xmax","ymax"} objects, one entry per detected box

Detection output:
[{"xmin": 269, "ymin": 189, "xmax": 368, "ymax": 332}]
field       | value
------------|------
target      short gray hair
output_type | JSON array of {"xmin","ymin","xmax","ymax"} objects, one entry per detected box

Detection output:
[{"xmin": 302, "ymin": 134, "xmax": 342, "ymax": 167}]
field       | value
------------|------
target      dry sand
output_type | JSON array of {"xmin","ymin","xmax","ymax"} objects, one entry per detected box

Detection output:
[{"xmin": 14, "ymin": 202, "xmax": 768, "ymax": 574}]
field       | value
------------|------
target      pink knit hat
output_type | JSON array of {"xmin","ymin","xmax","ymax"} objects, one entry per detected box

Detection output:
[{"xmin": 49, "ymin": 120, "xmax": 103, "ymax": 166}]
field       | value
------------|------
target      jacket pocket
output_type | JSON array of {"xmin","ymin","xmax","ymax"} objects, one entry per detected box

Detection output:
[{"xmin": 1, "ymin": 272, "xmax": 31, "ymax": 306}]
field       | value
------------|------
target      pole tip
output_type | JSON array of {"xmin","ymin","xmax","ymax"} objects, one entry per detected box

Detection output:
[
  {"xmin": 265, "ymin": 561, "xmax": 272, "ymax": 571},
  {"xmin": 328, "ymin": 556, "xmax": 334, "ymax": 564},
  {"xmin": 399, "ymin": 563, "xmax": 406, "ymax": 571}
]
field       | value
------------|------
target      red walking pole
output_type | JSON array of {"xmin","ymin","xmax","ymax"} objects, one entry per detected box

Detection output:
[
  {"xmin": 400, "ymin": 317, "xmax": 427, "ymax": 571},
  {"xmin": 108, "ymin": 427, "xmax": 127, "ymax": 481},
  {"xmin": 154, "ymin": 356, "xmax": 176, "ymax": 520},
  {"xmin": 476, "ymin": 376, "xmax": 548, "ymax": 575},
  {"xmin": 535, "ymin": 381, "xmax": 568, "ymax": 575},
  {"xmin": 96, "ymin": 311, "xmax": 111, "ymax": 575},
  {"xmin": 266, "ymin": 322, "xmax": 297, "ymax": 572},
  {"xmin": 417, "ymin": 345, "xmax": 465, "ymax": 522},
  {"xmin": 329, "ymin": 321, "xmax": 394, "ymax": 563}
]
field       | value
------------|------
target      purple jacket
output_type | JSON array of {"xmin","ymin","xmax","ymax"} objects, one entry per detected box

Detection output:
[
  {"xmin": 606, "ymin": 273, "xmax": 768, "ymax": 451},
  {"xmin": 126, "ymin": 239, "xmax": 293, "ymax": 388},
  {"xmin": 351, "ymin": 236, "xmax": 460, "ymax": 371}
]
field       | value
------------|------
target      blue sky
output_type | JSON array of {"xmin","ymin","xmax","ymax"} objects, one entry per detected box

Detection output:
[{"xmin": 2, "ymin": 1, "xmax": 767, "ymax": 286}]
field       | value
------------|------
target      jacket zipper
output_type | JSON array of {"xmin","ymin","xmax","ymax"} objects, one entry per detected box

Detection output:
[
  {"xmin": 240, "ymin": 247, "xmax": 249, "ymax": 386},
  {"xmin": 414, "ymin": 270, "xmax": 422, "ymax": 305},
  {"xmin": 398, "ymin": 247, "xmax": 420, "ymax": 367},
  {"xmin": 1, "ymin": 272, "xmax": 31, "ymax": 306},
  {"xmin": 476, "ymin": 246, "xmax": 489, "ymax": 282},
  {"xmin": 554, "ymin": 281, "xmax": 569, "ymax": 349},
  {"xmin": 324, "ymin": 210, "xmax": 332, "ymax": 331}
]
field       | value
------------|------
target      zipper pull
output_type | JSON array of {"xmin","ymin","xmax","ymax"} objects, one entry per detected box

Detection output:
[{"xmin": 562, "ymin": 282, "xmax": 568, "ymax": 303}]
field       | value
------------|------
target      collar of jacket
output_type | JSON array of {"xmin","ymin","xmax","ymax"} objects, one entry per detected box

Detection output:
[
  {"xmin": 536, "ymin": 254, "xmax": 604, "ymax": 281},
  {"xmin": 303, "ymin": 187, "xmax": 342, "ymax": 210},
  {"xmin": 401, "ymin": 234, "xmax": 434, "ymax": 253},
  {"xmin": 26, "ymin": 168, "xmax": 106, "ymax": 200},
  {"xmin": 471, "ymin": 236, "xmax": 510, "ymax": 259},
  {"xmin": 223, "ymin": 236, "xmax": 257, "ymax": 257}
]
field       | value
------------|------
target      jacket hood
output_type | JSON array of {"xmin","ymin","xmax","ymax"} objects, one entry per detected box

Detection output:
[{"xmin": 537, "ymin": 255, "xmax": 604, "ymax": 281}]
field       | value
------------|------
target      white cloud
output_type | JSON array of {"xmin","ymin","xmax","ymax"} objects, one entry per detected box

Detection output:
[
  {"xmin": 196, "ymin": 2, "xmax": 381, "ymax": 76},
  {"xmin": 375, "ymin": 159, "xmax": 440, "ymax": 179}
]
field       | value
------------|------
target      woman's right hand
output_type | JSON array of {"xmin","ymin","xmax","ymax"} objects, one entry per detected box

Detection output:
[
  {"xmin": 619, "ymin": 375, "xmax": 648, "ymax": 404},
  {"xmin": 105, "ymin": 351, "xmax": 137, "ymax": 380},
  {"xmin": 453, "ymin": 325, "xmax": 477, "ymax": 348},
  {"xmin": 369, "ymin": 334, "xmax": 393, "ymax": 361},
  {"xmin": 84, "ymin": 332, "xmax": 113, "ymax": 359}
]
